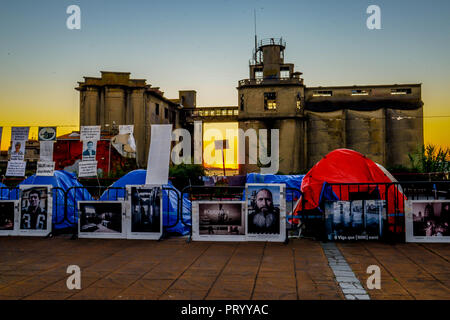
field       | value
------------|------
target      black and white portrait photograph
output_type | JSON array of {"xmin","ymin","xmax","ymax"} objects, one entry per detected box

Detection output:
[
  {"xmin": 406, "ymin": 200, "xmax": 450, "ymax": 243},
  {"xmin": 19, "ymin": 186, "xmax": 51, "ymax": 234},
  {"xmin": 192, "ymin": 201, "xmax": 245, "ymax": 241},
  {"xmin": 246, "ymin": 183, "xmax": 286, "ymax": 242},
  {"xmin": 0, "ymin": 201, "xmax": 17, "ymax": 235},
  {"xmin": 78, "ymin": 201, "xmax": 124, "ymax": 239},
  {"xmin": 128, "ymin": 186, "xmax": 162, "ymax": 239}
]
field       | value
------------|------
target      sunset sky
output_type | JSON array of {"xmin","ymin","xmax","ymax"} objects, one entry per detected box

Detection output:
[{"xmin": 1, "ymin": 0, "xmax": 449, "ymax": 156}]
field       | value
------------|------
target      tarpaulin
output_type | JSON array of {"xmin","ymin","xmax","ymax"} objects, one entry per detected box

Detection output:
[
  {"xmin": 18, "ymin": 170, "xmax": 92, "ymax": 230},
  {"xmin": 99, "ymin": 169, "xmax": 191, "ymax": 235}
]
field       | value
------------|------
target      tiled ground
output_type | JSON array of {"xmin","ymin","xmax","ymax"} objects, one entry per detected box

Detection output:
[{"xmin": 0, "ymin": 236, "xmax": 448, "ymax": 300}]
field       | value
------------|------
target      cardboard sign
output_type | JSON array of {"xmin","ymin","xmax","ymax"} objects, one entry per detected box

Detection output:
[
  {"xmin": 78, "ymin": 161, "xmax": 98, "ymax": 177},
  {"xmin": 38, "ymin": 127, "xmax": 57, "ymax": 141},
  {"xmin": 6, "ymin": 161, "xmax": 26, "ymax": 177},
  {"xmin": 11, "ymin": 127, "xmax": 29, "ymax": 141},
  {"xmin": 80, "ymin": 126, "xmax": 101, "ymax": 141},
  {"xmin": 36, "ymin": 161, "xmax": 55, "ymax": 176},
  {"xmin": 145, "ymin": 124, "xmax": 172, "ymax": 185}
]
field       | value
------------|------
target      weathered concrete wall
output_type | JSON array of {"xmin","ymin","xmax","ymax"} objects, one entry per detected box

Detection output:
[
  {"xmin": 306, "ymin": 110, "xmax": 346, "ymax": 168},
  {"xmin": 386, "ymin": 108, "xmax": 423, "ymax": 167},
  {"xmin": 345, "ymin": 109, "xmax": 386, "ymax": 165}
]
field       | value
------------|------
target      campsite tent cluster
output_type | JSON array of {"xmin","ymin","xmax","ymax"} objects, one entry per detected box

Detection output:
[{"xmin": 1, "ymin": 149, "xmax": 405, "ymax": 235}]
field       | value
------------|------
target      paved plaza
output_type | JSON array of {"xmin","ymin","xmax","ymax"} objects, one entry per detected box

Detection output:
[{"xmin": 0, "ymin": 237, "xmax": 449, "ymax": 300}]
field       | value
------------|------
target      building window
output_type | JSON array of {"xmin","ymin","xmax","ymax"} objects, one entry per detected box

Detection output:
[
  {"xmin": 312, "ymin": 90, "xmax": 332, "ymax": 97},
  {"xmin": 255, "ymin": 68, "xmax": 263, "ymax": 79},
  {"xmin": 164, "ymin": 108, "xmax": 168, "ymax": 119},
  {"xmin": 391, "ymin": 88, "xmax": 412, "ymax": 95},
  {"xmin": 227, "ymin": 110, "xmax": 233, "ymax": 115},
  {"xmin": 181, "ymin": 96, "xmax": 185, "ymax": 106},
  {"xmin": 264, "ymin": 92, "xmax": 277, "ymax": 110},
  {"xmin": 352, "ymin": 89, "xmax": 369, "ymax": 96},
  {"xmin": 240, "ymin": 94, "xmax": 244, "ymax": 111},
  {"xmin": 296, "ymin": 93, "xmax": 302, "ymax": 110},
  {"xmin": 222, "ymin": 109, "xmax": 227, "ymax": 116},
  {"xmin": 155, "ymin": 103, "xmax": 159, "ymax": 115},
  {"xmin": 233, "ymin": 110, "xmax": 239, "ymax": 116},
  {"xmin": 210, "ymin": 110, "xmax": 215, "ymax": 116},
  {"xmin": 280, "ymin": 67, "xmax": 290, "ymax": 78}
]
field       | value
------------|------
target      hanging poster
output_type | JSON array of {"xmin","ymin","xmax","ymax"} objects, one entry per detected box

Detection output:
[
  {"xmin": 6, "ymin": 160, "xmax": 26, "ymax": 177},
  {"xmin": 38, "ymin": 127, "xmax": 57, "ymax": 141},
  {"xmin": 80, "ymin": 126, "xmax": 101, "ymax": 141}
]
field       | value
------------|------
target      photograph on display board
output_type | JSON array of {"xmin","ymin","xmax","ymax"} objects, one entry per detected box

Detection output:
[
  {"xmin": 406, "ymin": 200, "xmax": 450, "ymax": 243},
  {"xmin": 19, "ymin": 185, "xmax": 52, "ymax": 235},
  {"xmin": 192, "ymin": 201, "xmax": 245, "ymax": 241},
  {"xmin": 325, "ymin": 200, "xmax": 384, "ymax": 241},
  {"xmin": 127, "ymin": 185, "xmax": 162, "ymax": 239},
  {"xmin": 78, "ymin": 201, "xmax": 124, "ymax": 239},
  {"xmin": 245, "ymin": 183, "xmax": 286, "ymax": 242},
  {"xmin": 0, "ymin": 201, "xmax": 17, "ymax": 235}
]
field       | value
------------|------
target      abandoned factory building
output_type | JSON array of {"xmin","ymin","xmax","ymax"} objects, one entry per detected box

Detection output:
[{"xmin": 76, "ymin": 38, "xmax": 423, "ymax": 174}]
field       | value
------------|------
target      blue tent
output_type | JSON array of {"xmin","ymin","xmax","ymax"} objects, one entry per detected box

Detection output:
[
  {"xmin": 246, "ymin": 173, "xmax": 304, "ymax": 202},
  {"xmin": 99, "ymin": 169, "xmax": 191, "ymax": 235},
  {"xmin": 0, "ymin": 182, "xmax": 19, "ymax": 200},
  {"xmin": 19, "ymin": 170, "xmax": 92, "ymax": 230}
]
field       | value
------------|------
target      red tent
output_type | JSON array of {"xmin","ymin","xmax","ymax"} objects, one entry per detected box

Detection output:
[{"xmin": 294, "ymin": 149, "xmax": 406, "ymax": 232}]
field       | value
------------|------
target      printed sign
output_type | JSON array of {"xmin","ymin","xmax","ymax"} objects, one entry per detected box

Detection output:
[
  {"xmin": 38, "ymin": 127, "xmax": 57, "ymax": 141},
  {"xmin": 192, "ymin": 201, "xmax": 245, "ymax": 241},
  {"xmin": 405, "ymin": 200, "xmax": 450, "ymax": 243},
  {"xmin": 36, "ymin": 161, "xmax": 55, "ymax": 176},
  {"xmin": 6, "ymin": 161, "xmax": 26, "ymax": 177},
  {"xmin": 40, "ymin": 141, "xmax": 54, "ymax": 161},
  {"xmin": 82, "ymin": 140, "xmax": 97, "ymax": 160},
  {"xmin": 78, "ymin": 161, "xmax": 98, "ymax": 177},
  {"xmin": 11, "ymin": 127, "xmax": 29, "ymax": 141},
  {"xmin": 10, "ymin": 140, "xmax": 26, "ymax": 161},
  {"xmin": 80, "ymin": 126, "xmax": 101, "ymax": 141}
]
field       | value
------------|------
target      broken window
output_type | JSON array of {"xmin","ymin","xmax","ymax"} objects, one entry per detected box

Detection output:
[
  {"xmin": 164, "ymin": 108, "xmax": 168, "ymax": 119},
  {"xmin": 155, "ymin": 103, "xmax": 159, "ymax": 115},
  {"xmin": 391, "ymin": 88, "xmax": 412, "ymax": 95},
  {"xmin": 352, "ymin": 89, "xmax": 370, "ymax": 96},
  {"xmin": 280, "ymin": 66, "xmax": 290, "ymax": 78},
  {"xmin": 312, "ymin": 90, "xmax": 333, "ymax": 97},
  {"xmin": 264, "ymin": 92, "xmax": 277, "ymax": 110},
  {"xmin": 240, "ymin": 94, "xmax": 244, "ymax": 111},
  {"xmin": 296, "ymin": 93, "xmax": 302, "ymax": 110}
]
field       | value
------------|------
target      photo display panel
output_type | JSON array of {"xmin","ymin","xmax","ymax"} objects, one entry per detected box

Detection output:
[
  {"xmin": 192, "ymin": 201, "xmax": 246, "ymax": 241},
  {"xmin": 324, "ymin": 200, "xmax": 385, "ymax": 241},
  {"xmin": 245, "ymin": 183, "xmax": 286, "ymax": 242},
  {"xmin": 405, "ymin": 200, "xmax": 450, "ymax": 243},
  {"xmin": 19, "ymin": 185, "xmax": 52, "ymax": 236},
  {"xmin": 126, "ymin": 185, "xmax": 163, "ymax": 240},
  {"xmin": 0, "ymin": 200, "xmax": 19, "ymax": 236},
  {"xmin": 78, "ymin": 201, "xmax": 125, "ymax": 239}
]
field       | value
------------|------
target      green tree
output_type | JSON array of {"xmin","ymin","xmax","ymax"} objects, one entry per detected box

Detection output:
[
  {"xmin": 408, "ymin": 144, "xmax": 450, "ymax": 174},
  {"xmin": 169, "ymin": 163, "xmax": 205, "ymax": 191}
]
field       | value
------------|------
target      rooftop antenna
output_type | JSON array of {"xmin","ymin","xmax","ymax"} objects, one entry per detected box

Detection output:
[{"xmin": 254, "ymin": 8, "xmax": 257, "ymax": 63}]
